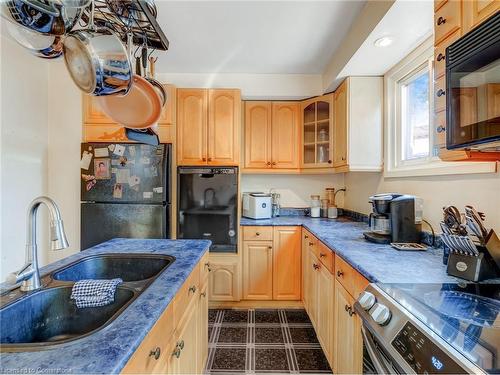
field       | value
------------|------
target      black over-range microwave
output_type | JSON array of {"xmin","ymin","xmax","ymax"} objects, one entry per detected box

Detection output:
[{"xmin": 446, "ymin": 11, "xmax": 500, "ymax": 150}]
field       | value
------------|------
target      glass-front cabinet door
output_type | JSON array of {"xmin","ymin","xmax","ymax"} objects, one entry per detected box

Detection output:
[{"xmin": 301, "ymin": 94, "xmax": 334, "ymax": 168}]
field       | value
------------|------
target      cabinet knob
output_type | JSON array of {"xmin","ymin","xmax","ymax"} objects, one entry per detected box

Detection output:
[
  {"xmin": 337, "ymin": 270, "xmax": 344, "ymax": 277},
  {"xmin": 189, "ymin": 285, "xmax": 197, "ymax": 294},
  {"xmin": 319, "ymin": 253, "xmax": 326, "ymax": 258},
  {"xmin": 201, "ymin": 291, "xmax": 207, "ymax": 298},
  {"xmin": 436, "ymin": 125, "xmax": 446, "ymax": 133},
  {"xmin": 328, "ymin": 160, "xmax": 332, "ymax": 164},
  {"xmin": 436, "ymin": 89, "xmax": 446, "ymax": 97},
  {"xmin": 313, "ymin": 263, "xmax": 320, "ymax": 270},
  {"xmin": 172, "ymin": 347, "xmax": 181, "ymax": 358},
  {"xmin": 349, "ymin": 308, "xmax": 356, "ymax": 317},
  {"xmin": 268, "ymin": 246, "xmax": 272, "ymax": 249},
  {"xmin": 255, "ymin": 232, "xmax": 260, "ymax": 236},
  {"xmin": 205, "ymin": 262, "xmax": 212, "ymax": 272},
  {"xmin": 272, "ymin": 162, "xmax": 276, "ymax": 166},
  {"xmin": 437, "ymin": 53, "xmax": 445, "ymax": 62},
  {"xmin": 149, "ymin": 347, "xmax": 161, "ymax": 360},
  {"xmin": 309, "ymin": 242, "xmax": 314, "ymax": 246},
  {"xmin": 304, "ymin": 235, "xmax": 309, "ymax": 239},
  {"xmin": 207, "ymin": 157, "xmax": 212, "ymax": 162},
  {"xmin": 179, "ymin": 340, "xmax": 185, "ymax": 350},
  {"xmin": 437, "ymin": 16, "xmax": 446, "ymax": 26},
  {"xmin": 202, "ymin": 157, "xmax": 207, "ymax": 161},
  {"xmin": 267, "ymin": 162, "xmax": 271, "ymax": 166}
]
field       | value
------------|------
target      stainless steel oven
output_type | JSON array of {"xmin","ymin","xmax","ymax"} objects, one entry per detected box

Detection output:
[
  {"xmin": 446, "ymin": 11, "xmax": 500, "ymax": 150},
  {"xmin": 355, "ymin": 283, "xmax": 497, "ymax": 374}
]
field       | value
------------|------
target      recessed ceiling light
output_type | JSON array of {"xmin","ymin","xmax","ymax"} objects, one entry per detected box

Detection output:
[{"xmin": 374, "ymin": 36, "xmax": 394, "ymax": 48}]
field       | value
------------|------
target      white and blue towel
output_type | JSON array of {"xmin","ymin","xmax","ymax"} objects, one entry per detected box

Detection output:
[{"xmin": 70, "ymin": 278, "xmax": 123, "ymax": 308}]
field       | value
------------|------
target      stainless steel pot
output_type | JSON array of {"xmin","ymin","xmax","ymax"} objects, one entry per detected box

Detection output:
[
  {"xmin": 63, "ymin": 27, "xmax": 132, "ymax": 95},
  {"xmin": 2, "ymin": 13, "xmax": 63, "ymax": 58},
  {"xmin": 1, "ymin": 0, "xmax": 83, "ymax": 36}
]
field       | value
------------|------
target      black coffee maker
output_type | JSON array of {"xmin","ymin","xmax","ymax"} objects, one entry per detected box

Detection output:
[{"xmin": 363, "ymin": 193, "xmax": 423, "ymax": 244}]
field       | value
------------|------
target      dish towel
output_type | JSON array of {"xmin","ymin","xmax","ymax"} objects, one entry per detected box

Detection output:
[{"xmin": 70, "ymin": 278, "xmax": 123, "ymax": 308}]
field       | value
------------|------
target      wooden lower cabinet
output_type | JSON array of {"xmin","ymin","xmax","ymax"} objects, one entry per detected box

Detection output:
[
  {"xmin": 122, "ymin": 257, "xmax": 208, "ymax": 374},
  {"xmin": 241, "ymin": 226, "xmax": 301, "ymax": 301},
  {"xmin": 333, "ymin": 279, "xmax": 363, "ymax": 374},
  {"xmin": 316, "ymin": 264, "xmax": 334, "ymax": 364},
  {"xmin": 243, "ymin": 241, "xmax": 273, "ymax": 300},
  {"xmin": 273, "ymin": 227, "xmax": 301, "ymax": 300},
  {"xmin": 208, "ymin": 254, "xmax": 241, "ymax": 302}
]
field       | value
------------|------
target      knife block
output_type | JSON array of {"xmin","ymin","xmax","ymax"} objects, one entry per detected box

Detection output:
[{"xmin": 447, "ymin": 250, "xmax": 500, "ymax": 282}]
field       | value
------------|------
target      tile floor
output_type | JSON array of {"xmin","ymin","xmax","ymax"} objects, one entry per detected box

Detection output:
[{"xmin": 205, "ymin": 309, "xmax": 332, "ymax": 374}]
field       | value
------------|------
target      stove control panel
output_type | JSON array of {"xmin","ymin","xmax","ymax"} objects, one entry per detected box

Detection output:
[
  {"xmin": 391, "ymin": 322, "xmax": 468, "ymax": 374},
  {"xmin": 358, "ymin": 291, "xmax": 376, "ymax": 311}
]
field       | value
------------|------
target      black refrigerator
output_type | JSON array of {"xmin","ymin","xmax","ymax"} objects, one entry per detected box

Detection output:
[{"xmin": 80, "ymin": 142, "xmax": 171, "ymax": 250}]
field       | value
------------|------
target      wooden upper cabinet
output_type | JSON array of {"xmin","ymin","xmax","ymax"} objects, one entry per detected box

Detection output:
[
  {"xmin": 208, "ymin": 89, "xmax": 241, "ymax": 165},
  {"xmin": 271, "ymin": 102, "xmax": 300, "ymax": 169},
  {"xmin": 244, "ymin": 102, "xmax": 273, "ymax": 169},
  {"xmin": 463, "ymin": 0, "xmax": 500, "ymax": 33},
  {"xmin": 272, "ymin": 226, "xmax": 301, "ymax": 300},
  {"xmin": 333, "ymin": 80, "xmax": 348, "ymax": 168},
  {"xmin": 177, "ymin": 88, "xmax": 240, "ymax": 166},
  {"xmin": 177, "ymin": 89, "xmax": 208, "ymax": 165},
  {"xmin": 434, "ymin": 0, "xmax": 462, "ymax": 45}
]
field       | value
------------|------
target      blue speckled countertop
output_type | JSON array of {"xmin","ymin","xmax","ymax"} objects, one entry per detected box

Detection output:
[
  {"xmin": 0, "ymin": 238, "xmax": 210, "ymax": 374},
  {"xmin": 241, "ymin": 216, "xmax": 459, "ymax": 284}
]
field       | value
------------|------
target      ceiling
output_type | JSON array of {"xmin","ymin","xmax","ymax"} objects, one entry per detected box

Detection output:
[
  {"xmin": 154, "ymin": 1, "xmax": 366, "ymax": 74},
  {"xmin": 339, "ymin": 0, "xmax": 433, "ymax": 77}
]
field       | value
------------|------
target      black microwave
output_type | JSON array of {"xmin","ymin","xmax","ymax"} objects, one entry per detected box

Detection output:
[{"xmin": 446, "ymin": 11, "xmax": 500, "ymax": 150}]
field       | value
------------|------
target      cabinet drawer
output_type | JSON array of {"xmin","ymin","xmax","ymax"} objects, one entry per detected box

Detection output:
[
  {"xmin": 434, "ymin": 30, "xmax": 460, "ymax": 79},
  {"xmin": 304, "ymin": 232, "xmax": 318, "ymax": 253},
  {"xmin": 434, "ymin": 75, "xmax": 446, "ymax": 112},
  {"xmin": 434, "ymin": 0, "xmax": 461, "ymax": 45},
  {"xmin": 334, "ymin": 255, "xmax": 357, "ymax": 297},
  {"xmin": 315, "ymin": 241, "xmax": 334, "ymax": 274},
  {"xmin": 199, "ymin": 251, "xmax": 210, "ymax": 284},
  {"xmin": 243, "ymin": 226, "xmax": 273, "ymax": 241},
  {"xmin": 434, "ymin": 110, "xmax": 447, "ymax": 147},
  {"xmin": 174, "ymin": 264, "xmax": 200, "ymax": 327},
  {"xmin": 122, "ymin": 303, "xmax": 174, "ymax": 374}
]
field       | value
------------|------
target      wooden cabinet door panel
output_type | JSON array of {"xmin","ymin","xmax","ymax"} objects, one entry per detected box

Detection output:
[
  {"xmin": 333, "ymin": 80, "xmax": 348, "ymax": 168},
  {"xmin": 245, "ymin": 102, "xmax": 272, "ymax": 169},
  {"xmin": 177, "ymin": 89, "xmax": 208, "ymax": 165},
  {"xmin": 208, "ymin": 89, "xmax": 240, "ymax": 165},
  {"xmin": 243, "ymin": 241, "xmax": 273, "ymax": 300},
  {"xmin": 272, "ymin": 226, "xmax": 301, "ymax": 300},
  {"xmin": 271, "ymin": 102, "xmax": 300, "ymax": 169},
  {"xmin": 434, "ymin": 0, "xmax": 461, "ymax": 45},
  {"xmin": 209, "ymin": 261, "xmax": 239, "ymax": 301},
  {"xmin": 176, "ymin": 300, "xmax": 199, "ymax": 374},
  {"xmin": 333, "ymin": 281, "xmax": 363, "ymax": 374},
  {"xmin": 317, "ymin": 265, "xmax": 334, "ymax": 366},
  {"xmin": 307, "ymin": 249, "xmax": 319, "ymax": 327},
  {"xmin": 159, "ymin": 84, "xmax": 176, "ymax": 125},
  {"xmin": 463, "ymin": 0, "xmax": 500, "ymax": 33},
  {"xmin": 197, "ymin": 282, "xmax": 209, "ymax": 373}
]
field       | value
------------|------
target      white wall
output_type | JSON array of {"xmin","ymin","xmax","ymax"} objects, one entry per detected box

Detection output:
[
  {"xmin": 241, "ymin": 174, "xmax": 345, "ymax": 208},
  {"xmin": 0, "ymin": 35, "xmax": 50, "ymax": 281},
  {"xmin": 344, "ymin": 170, "xmax": 500, "ymax": 233},
  {"xmin": 47, "ymin": 61, "xmax": 82, "ymax": 263}
]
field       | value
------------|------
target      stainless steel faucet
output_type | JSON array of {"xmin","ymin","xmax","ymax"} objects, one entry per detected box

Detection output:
[{"xmin": 15, "ymin": 196, "xmax": 69, "ymax": 292}]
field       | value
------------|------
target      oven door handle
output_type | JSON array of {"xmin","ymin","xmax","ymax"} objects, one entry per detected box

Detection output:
[{"xmin": 361, "ymin": 324, "xmax": 398, "ymax": 375}]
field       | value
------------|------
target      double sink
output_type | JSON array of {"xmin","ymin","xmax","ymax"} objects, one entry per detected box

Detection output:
[{"xmin": 0, "ymin": 253, "xmax": 175, "ymax": 352}]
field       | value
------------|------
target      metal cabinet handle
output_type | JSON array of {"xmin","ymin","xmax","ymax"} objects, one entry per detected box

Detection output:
[
  {"xmin": 309, "ymin": 242, "xmax": 314, "ymax": 246},
  {"xmin": 319, "ymin": 253, "xmax": 326, "ymax": 258},
  {"xmin": 328, "ymin": 160, "xmax": 332, "ymax": 164},
  {"xmin": 313, "ymin": 263, "xmax": 320, "ymax": 270},
  {"xmin": 179, "ymin": 340, "xmax": 185, "ymax": 350},
  {"xmin": 304, "ymin": 234, "xmax": 309, "ymax": 239},
  {"xmin": 201, "ymin": 291, "xmax": 207, "ymax": 298},
  {"xmin": 172, "ymin": 347, "xmax": 181, "ymax": 358},
  {"xmin": 205, "ymin": 262, "xmax": 212, "ymax": 272},
  {"xmin": 202, "ymin": 157, "xmax": 207, "ymax": 162},
  {"xmin": 268, "ymin": 246, "xmax": 272, "ymax": 249},
  {"xmin": 207, "ymin": 157, "xmax": 212, "ymax": 162},
  {"xmin": 436, "ymin": 125, "xmax": 446, "ymax": 133},
  {"xmin": 437, "ymin": 53, "xmax": 445, "ymax": 61},
  {"xmin": 349, "ymin": 308, "xmax": 356, "ymax": 317},
  {"xmin": 437, "ymin": 89, "xmax": 446, "ymax": 97},
  {"xmin": 272, "ymin": 162, "xmax": 276, "ymax": 166},
  {"xmin": 437, "ymin": 16, "xmax": 446, "ymax": 25},
  {"xmin": 337, "ymin": 270, "xmax": 344, "ymax": 277},
  {"xmin": 255, "ymin": 232, "xmax": 260, "ymax": 236},
  {"xmin": 267, "ymin": 162, "xmax": 271, "ymax": 166},
  {"xmin": 188, "ymin": 285, "xmax": 197, "ymax": 294},
  {"xmin": 149, "ymin": 347, "xmax": 161, "ymax": 360}
]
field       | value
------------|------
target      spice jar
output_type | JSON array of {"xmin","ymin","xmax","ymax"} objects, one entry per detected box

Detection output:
[
  {"xmin": 320, "ymin": 199, "xmax": 329, "ymax": 218},
  {"xmin": 310, "ymin": 195, "xmax": 320, "ymax": 218}
]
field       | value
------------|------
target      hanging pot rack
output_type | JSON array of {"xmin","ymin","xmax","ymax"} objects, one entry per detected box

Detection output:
[{"xmin": 79, "ymin": 0, "xmax": 169, "ymax": 51}]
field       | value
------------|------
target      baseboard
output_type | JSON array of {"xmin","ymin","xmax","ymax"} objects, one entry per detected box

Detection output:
[{"xmin": 209, "ymin": 300, "xmax": 304, "ymax": 309}]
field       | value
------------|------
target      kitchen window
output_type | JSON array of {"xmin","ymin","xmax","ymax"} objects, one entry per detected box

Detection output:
[{"xmin": 385, "ymin": 37, "xmax": 495, "ymax": 177}]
